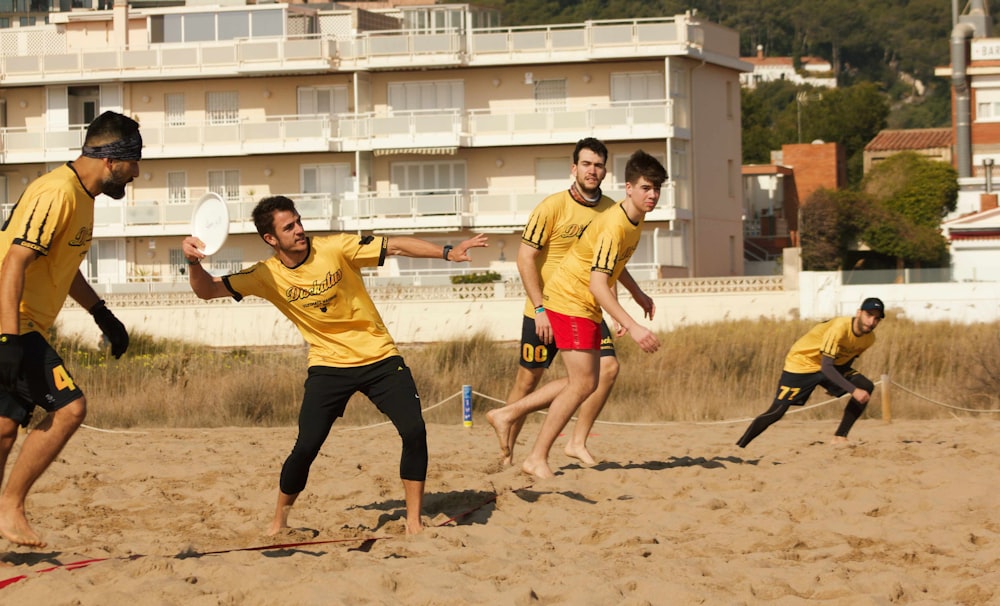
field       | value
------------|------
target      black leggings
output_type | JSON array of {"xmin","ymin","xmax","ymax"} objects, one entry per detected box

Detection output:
[
  {"xmin": 737, "ymin": 372, "xmax": 874, "ymax": 448},
  {"xmin": 279, "ymin": 356, "xmax": 428, "ymax": 495}
]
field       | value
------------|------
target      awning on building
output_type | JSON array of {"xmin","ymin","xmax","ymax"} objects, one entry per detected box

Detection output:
[{"xmin": 372, "ymin": 147, "xmax": 458, "ymax": 157}]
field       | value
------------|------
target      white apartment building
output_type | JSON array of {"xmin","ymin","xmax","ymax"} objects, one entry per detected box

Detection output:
[{"xmin": 0, "ymin": 2, "xmax": 749, "ymax": 291}]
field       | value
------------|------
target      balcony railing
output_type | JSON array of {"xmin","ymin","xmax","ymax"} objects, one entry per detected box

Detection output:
[
  {"xmin": 0, "ymin": 16, "xmax": 710, "ymax": 84},
  {"xmin": 0, "ymin": 101, "xmax": 673, "ymax": 163},
  {"xmin": 78, "ymin": 184, "xmax": 682, "ymax": 237}
]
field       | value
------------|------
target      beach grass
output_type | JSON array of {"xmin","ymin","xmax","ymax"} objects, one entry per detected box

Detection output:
[{"xmin": 49, "ymin": 317, "xmax": 1000, "ymax": 430}]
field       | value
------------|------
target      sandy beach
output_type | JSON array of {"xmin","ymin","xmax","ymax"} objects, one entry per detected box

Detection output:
[{"xmin": 1, "ymin": 416, "xmax": 998, "ymax": 605}]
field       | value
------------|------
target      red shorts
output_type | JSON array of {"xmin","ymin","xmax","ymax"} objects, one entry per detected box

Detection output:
[{"xmin": 546, "ymin": 309, "xmax": 602, "ymax": 351}]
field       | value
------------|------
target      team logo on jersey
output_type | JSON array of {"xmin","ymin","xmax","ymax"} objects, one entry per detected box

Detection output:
[
  {"xmin": 286, "ymin": 269, "xmax": 343, "ymax": 303},
  {"xmin": 68, "ymin": 226, "xmax": 93, "ymax": 247},
  {"xmin": 557, "ymin": 224, "xmax": 585, "ymax": 239}
]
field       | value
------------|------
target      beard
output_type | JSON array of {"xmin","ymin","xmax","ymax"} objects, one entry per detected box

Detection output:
[{"xmin": 101, "ymin": 171, "xmax": 131, "ymax": 200}]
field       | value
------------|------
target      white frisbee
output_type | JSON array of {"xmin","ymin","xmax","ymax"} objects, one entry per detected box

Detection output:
[{"xmin": 191, "ymin": 192, "xmax": 230, "ymax": 256}]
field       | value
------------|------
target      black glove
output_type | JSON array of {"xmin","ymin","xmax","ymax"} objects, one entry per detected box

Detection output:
[
  {"xmin": 0, "ymin": 333, "xmax": 23, "ymax": 389},
  {"xmin": 89, "ymin": 300, "xmax": 129, "ymax": 359}
]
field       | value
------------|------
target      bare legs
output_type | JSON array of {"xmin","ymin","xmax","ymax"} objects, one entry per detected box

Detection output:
[
  {"xmin": 564, "ymin": 356, "xmax": 618, "ymax": 465},
  {"xmin": 520, "ymin": 350, "xmax": 599, "ymax": 479},
  {"xmin": 0, "ymin": 398, "xmax": 86, "ymax": 548},
  {"xmin": 267, "ymin": 479, "xmax": 425, "ymax": 536},
  {"xmin": 489, "ymin": 355, "xmax": 618, "ymax": 469}
]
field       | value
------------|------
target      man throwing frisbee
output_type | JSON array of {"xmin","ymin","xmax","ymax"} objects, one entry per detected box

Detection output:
[
  {"xmin": 736, "ymin": 297, "xmax": 886, "ymax": 448},
  {"xmin": 183, "ymin": 195, "xmax": 487, "ymax": 535}
]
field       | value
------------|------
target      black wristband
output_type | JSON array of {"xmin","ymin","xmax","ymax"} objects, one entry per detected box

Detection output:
[
  {"xmin": 443, "ymin": 245, "xmax": 453, "ymax": 261},
  {"xmin": 88, "ymin": 299, "xmax": 107, "ymax": 315},
  {"xmin": 187, "ymin": 258, "xmax": 200, "ymax": 266}
]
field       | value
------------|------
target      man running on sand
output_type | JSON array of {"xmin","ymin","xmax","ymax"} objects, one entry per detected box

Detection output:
[
  {"xmin": 489, "ymin": 150, "xmax": 666, "ymax": 479},
  {"xmin": 184, "ymin": 195, "xmax": 486, "ymax": 535},
  {"xmin": 491, "ymin": 138, "xmax": 653, "ymax": 467},
  {"xmin": 736, "ymin": 297, "xmax": 885, "ymax": 448}
]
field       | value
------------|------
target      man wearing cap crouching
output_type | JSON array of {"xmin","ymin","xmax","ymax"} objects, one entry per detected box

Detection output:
[{"xmin": 736, "ymin": 297, "xmax": 886, "ymax": 448}]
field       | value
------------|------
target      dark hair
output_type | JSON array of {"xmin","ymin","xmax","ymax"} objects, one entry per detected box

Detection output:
[
  {"xmin": 625, "ymin": 150, "xmax": 668, "ymax": 187},
  {"xmin": 573, "ymin": 137, "xmax": 608, "ymax": 164},
  {"xmin": 83, "ymin": 111, "xmax": 140, "ymax": 147},
  {"xmin": 252, "ymin": 195, "xmax": 298, "ymax": 238}
]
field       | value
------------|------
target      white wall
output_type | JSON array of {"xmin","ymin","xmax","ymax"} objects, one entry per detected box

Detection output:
[{"xmin": 52, "ymin": 273, "xmax": 997, "ymax": 349}]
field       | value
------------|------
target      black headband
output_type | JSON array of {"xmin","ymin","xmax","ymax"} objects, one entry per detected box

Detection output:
[{"xmin": 81, "ymin": 133, "xmax": 143, "ymax": 161}]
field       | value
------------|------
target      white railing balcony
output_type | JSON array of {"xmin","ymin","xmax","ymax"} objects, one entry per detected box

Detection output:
[
  {"xmin": 0, "ymin": 35, "xmax": 335, "ymax": 85},
  {"xmin": 338, "ymin": 109, "xmax": 464, "ymax": 152},
  {"xmin": 91, "ymin": 190, "xmax": 340, "ymax": 238},
  {"xmin": 0, "ymin": 115, "xmax": 338, "ymax": 163},
  {"xmin": 465, "ymin": 18, "xmax": 684, "ymax": 65},
  {"xmin": 338, "ymin": 190, "xmax": 466, "ymax": 232},
  {"xmin": 467, "ymin": 100, "xmax": 672, "ymax": 147}
]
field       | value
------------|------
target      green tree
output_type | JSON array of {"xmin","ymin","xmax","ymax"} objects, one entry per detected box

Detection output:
[
  {"xmin": 857, "ymin": 151, "xmax": 958, "ymax": 268},
  {"xmin": 800, "ymin": 188, "xmax": 855, "ymax": 271}
]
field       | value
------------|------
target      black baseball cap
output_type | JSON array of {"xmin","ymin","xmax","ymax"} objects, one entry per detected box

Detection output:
[{"xmin": 860, "ymin": 297, "xmax": 885, "ymax": 318}]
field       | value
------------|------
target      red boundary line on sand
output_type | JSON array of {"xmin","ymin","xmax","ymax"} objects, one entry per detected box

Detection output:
[
  {"xmin": 1, "ymin": 484, "xmax": 530, "ymax": 590},
  {"xmin": 0, "ymin": 536, "xmax": 385, "ymax": 590}
]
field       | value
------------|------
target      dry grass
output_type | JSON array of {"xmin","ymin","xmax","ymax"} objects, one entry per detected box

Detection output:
[{"xmin": 49, "ymin": 318, "xmax": 1000, "ymax": 430}]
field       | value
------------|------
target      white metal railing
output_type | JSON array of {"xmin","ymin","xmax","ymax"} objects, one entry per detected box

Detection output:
[
  {"xmin": 0, "ymin": 17, "xmax": 691, "ymax": 81},
  {"xmin": 0, "ymin": 34, "xmax": 334, "ymax": 81},
  {"xmin": 0, "ymin": 100, "xmax": 671, "ymax": 161},
  {"xmin": 75, "ymin": 274, "xmax": 784, "ymax": 307}
]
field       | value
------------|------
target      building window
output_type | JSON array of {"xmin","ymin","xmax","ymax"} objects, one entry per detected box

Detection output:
[
  {"xmin": 206, "ymin": 91, "xmax": 239, "ymax": 125},
  {"xmin": 165, "ymin": 93, "xmax": 185, "ymax": 127},
  {"xmin": 610, "ymin": 72, "xmax": 665, "ymax": 103},
  {"xmin": 390, "ymin": 161, "xmax": 465, "ymax": 193},
  {"xmin": 208, "ymin": 169, "xmax": 240, "ymax": 202},
  {"xmin": 297, "ymin": 86, "xmax": 349, "ymax": 117},
  {"xmin": 387, "ymin": 80, "xmax": 463, "ymax": 113},
  {"xmin": 150, "ymin": 9, "xmax": 282, "ymax": 44},
  {"xmin": 976, "ymin": 88, "xmax": 1000, "ymax": 122},
  {"xmin": 167, "ymin": 172, "xmax": 187, "ymax": 205},
  {"xmin": 534, "ymin": 79, "xmax": 566, "ymax": 110}
]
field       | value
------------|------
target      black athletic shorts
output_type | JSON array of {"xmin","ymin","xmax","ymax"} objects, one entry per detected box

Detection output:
[
  {"xmin": 0, "ymin": 331, "xmax": 84, "ymax": 427},
  {"xmin": 772, "ymin": 367, "xmax": 861, "ymax": 406},
  {"xmin": 518, "ymin": 315, "xmax": 616, "ymax": 369}
]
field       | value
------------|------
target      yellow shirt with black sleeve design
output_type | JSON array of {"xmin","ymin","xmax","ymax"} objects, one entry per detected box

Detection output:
[
  {"xmin": 222, "ymin": 234, "xmax": 400, "ymax": 368},
  {"xmin": 520, "ymin": 189, "xmax": 615, "ymax": 317},
  {"xmin": 783, "ymin": 316, "xmax": 875, "ymax": 373},
  {"xmin": 542, "ymin": 203, "xmax": 643, "ymax": 323},
  {"xmin": 0, "ymin": 163, "xmax": 94, "ymax": 335}
]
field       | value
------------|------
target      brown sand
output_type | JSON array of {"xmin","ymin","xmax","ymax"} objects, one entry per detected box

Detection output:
[{"xmin": 1, "ymin": 417, "xmax": 998, "ymax": 604}]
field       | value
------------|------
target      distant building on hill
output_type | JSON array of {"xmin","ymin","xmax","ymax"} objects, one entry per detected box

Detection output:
[
  {"xmin": 863, "ymin": 128, "xmax": 953, "ymax": 174},
  {"xmin": 739, "ymin": 45, "xmax": 837, "ymax": 90}
]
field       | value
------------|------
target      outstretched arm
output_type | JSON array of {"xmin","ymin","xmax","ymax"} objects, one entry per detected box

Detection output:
[
  {"xmin": 386, "ymin": 234, "xmax": 488, "ymax": 261},
  {"xmin": 183, "ymin": 236, "xmax": 233, "ymax": 300}
]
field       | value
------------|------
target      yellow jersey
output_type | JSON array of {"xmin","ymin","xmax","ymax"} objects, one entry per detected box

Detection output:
[
  {"xmin": 520, "ymin": 189, "xmax": 615, "ymax": 317},
  {"xmin": 542, "ymin": 203, "xmax": 643, "ymax": 323},
  {"xmin": 224, "ymin": 234, "xmax": 400, "ymax": 368},
  {"xmin": 0, "ymin": 163, "xmax": 94, "ymax": 334},
  {"xmin": 783, "ymin": 316, "xmax": 875, "ymax": 373}
]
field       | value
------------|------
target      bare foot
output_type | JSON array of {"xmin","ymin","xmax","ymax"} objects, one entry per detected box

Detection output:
[
  {"xmin": 829, "ymin": 436, "xmax": 849, "ymax": 445},
  {"xmin": 266, "ymin": 520, "xmax": 288, "ymax": 537},
  {"xmin": 486, "ymin": 408, "xmax": 513, "ymax": 464},
  {"xmin": 0, "ymin": 509, "xmax": 46, "ymax": 548},
  {"xmin": 266, "ymin": 505, "xmax": 292, "ymax": 536},
  {"xmin": 405, "ymin": 519, "xmax": 424, "ymax": 535},
  {"xmin": 521, "ymin": 456, "xmax": 554, "ymax": 480},
  {"xmin": 564, "ymin": 443, "xmax": 598, "ymax": 466}
]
